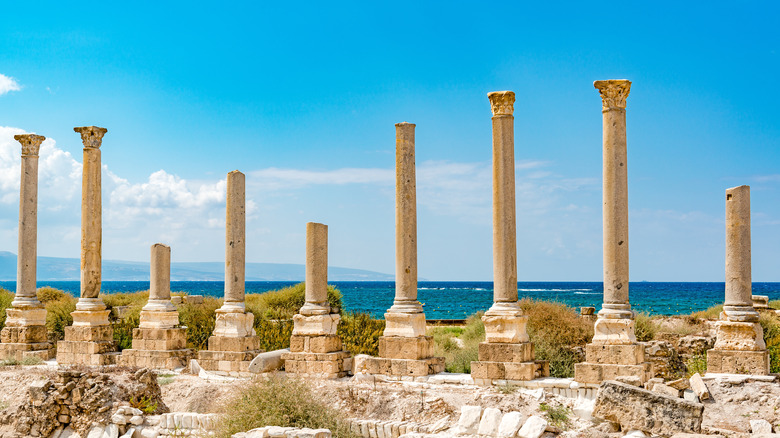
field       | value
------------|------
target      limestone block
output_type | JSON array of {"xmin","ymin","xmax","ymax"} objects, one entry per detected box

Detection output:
[
  {"xmin": 292, "ymin": 314, "xmax": 339, "ymax": 336},
  {"xmin": 249, "ymin": 348, "xmax": 288, "ymax": 373},
  {"xmin": 483, "ymin": 314, "xmax": 529, "ymax": 343},
  {"xmin": 71, "ymin": 310, "xmax": 111, "ymax": 327},
  {"xmin": 471, "ymin": 360, "xmax": 544, "ymax": 381},
  {"xmin": 580, "ymin": 307, "xmax": 596, "ymax": 316},
  {"xmin": 478, "ymin": 341, "xmax": 533, "ymax": 362},
  {"xmin": 185, "ymin": 295, "xmax": 204, "ymax": 304},
  {"xmin": 290, "ymin": 335, "xmax": 342, "ymax": 353},
  {"xmin": 585, "ymin": 343, "xmax": 644, "ymax": 365},
  {"xmin": 712, "ymin": 320, "xmax": 766, "ymax": 350},
  {"xmin": 592, "ymin": 381, "xmax": 704, "ymax": 436},
  {"xmin": 688, "ymin": 373, "xmax": 710, "ymax": 400},
  {"xmin": 378, "ymin": 336, "xmax": 433, "ymax": 360},
  {"xmin": 591, "ymin": 318, "xmax": 637, "ymax": 345},
  {"xmin": 517, "ymin": 415, "xmax": 548, "ymax": 438},
  {"xmin": 476, "ymin": 407, "xmax": 501, "ymax": 436},
  {"xmin": 382, "ymin": 313, "xmax": 426, "ymax": 337},
  {"xmin": 667, "ymin": 378, "xmax": 690, "ymax": 390},
  {"xmin": 652, "ymin": 383, "xmax": 681, "ymax": 398},
  {"xmin": 0, "ymin": 325, "xmax": 48, "ymax": 343},
  {"xmin": 751, "ymin": 419, "xmax": 773, "ymax": 434},
  {"xmin": 753, "ymin": 295, "xmax": 770, "ymax": 309},
  {"xmin": 208, "ymin": 335, "xmax": 262, "ymax": 352},
  {"xmin": 574, "ymin": 362, "xmax": 651, "ymax": 385},
  {"xmin": 138, "ymin": 310, "xmax": 179, "ymax": 329},
  {"xmin": 4, "ymin": 308, "xmax": 47, "ymax": 327},
  {"xmin": 497, "ymin": 411, "xmax": 526, "ymax": 437},
  {"xmin": 213, "ymin": 311, "xmax": 255, "ymax": 337},
  {"xmin": 64, "ymin": 325, "xmax": 114, "ymax": 341},
  {"xmin": 706, "ymin": 349, "xmax": 769, "ymax": 375}
]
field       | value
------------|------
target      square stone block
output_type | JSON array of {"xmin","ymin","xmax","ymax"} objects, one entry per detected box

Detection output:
[
  {"xmin": 0, "ymin": 342, "xmax": 54, "ymax": 361},
  {"xmin": 483, "ymin": 314, "xmax": 529, "ymax": 344},
  {"xmin": 477, "ymin": 342, "xmax": 533, "ymax": 363},
  {"xmin": 706, "ymin": 349, "xmax": 769, "ymax": 375},
  {"xmin": 585, "ymin": 343, "xmax": 645, "ymax": 365},
  {"xmin": 713, "ymin": 321, "xmax": 766, "ymax": 351},
  {"xmin": 0, "ymin": 325, "xmax": 48, "ymax": 343},
  {"xmin": 383, "ymin": 312, "xmax": 427, "ymax": 337},
  {"xmin": 213, "ymin": 311, "xmax": 255, "ymax": 337},
  {"xmin": 591, "ymin": 317, "xmax": 637, "ymax": 345},
  {"xmin": 359, "ymin": 356, "xmax": 443, "ymax": 377},
  {"xmin": 63, "ymin": 325, "xmax": 114, "ymax": 342},
  {"xmin": 119, "ymin": 348, "xmax": 193, "ymax": 369},
  {"xmin": 139, "ymin": 310, "xmax": 180, "ymax": 329},
  {"xmin": 207, "ymin": 335, "xmax": 261, "ymax": 352},
  {"xmin": 71, "ymin": 310, "xmax": 111, "ymax": 327},
  {"xmin": 289, "ymin": 335, "xmax": 342, "ymax": 353},
  {"xmin": 131, "ymin": 327, "xmax": 187, "ymax": 350},
  {"xmin": 378, "ymin": 336, "xmax": 433, "ymax": 360},
  {"xmin": 574, "ymin": 362, "xmax": 651, "ymax": 384},
  {"xmin": 292, "ymin": 314, "xmax": 339, "ymax": 336},
  {"xmin": 472, "ymin": 360, "xmax": 549, "ymax": 381},
  {"xmin": 4, "ymin": 308, "xmax": 47, "ymax": 327},
  {"xmin": 504, "ymin": 362, "xmax": 537, "ymax": 381}
]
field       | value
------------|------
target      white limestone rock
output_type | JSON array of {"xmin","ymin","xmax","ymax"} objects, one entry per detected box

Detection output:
[
  {"xmin": 477, "ymin": 407, "xmax": 502, "ymax": 436},
  {"xmin": 751, "ymin": 419, "xmax": 773, "ymax": 434},
  {"xmin": 456, "ymin": 405, "xmax": 482, "ymax": 435},
  {"xmin": 518, "ymin": 415, "xmax": 548, "ymax": 438},
  {"xmin": 497, "ymin": 411, "xmax": 526, "ymax": 437}
]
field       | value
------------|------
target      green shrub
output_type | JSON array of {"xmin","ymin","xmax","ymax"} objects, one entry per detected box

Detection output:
[
  {"xmin": 215, "ymin": 375, "xmax": 358, "ymax": 438},
  {"xmin": 179, "ymin": 297, "xmax": 221, "ymax": 350},
  {"xmin": 539, "ymin": 403, "xmax": 571, "ymax": 429},
  {"xmin": 692, "ymin": 304, "xmax": 723, "ymax": 320},
  {"xmin": 45, "ymin": 294, "xmax": 77, "ymax": 341},
  {"xmin": 256, "ymin": 319, "xmax": 294, "ymax": 351},
  {"xmin": 36, "ymin": 287, "xmax": 71, "ymax": 303},
  {"xmin": 769, "ymin": 300, "xmax": 780, "ymax": 310},
  {"xmin": 686, "ymin": 352, "xmax": 707, "ymax": 377},
  {"xmin": 0, "ymin": 288, "xmax": 14, "ymax": 330},
  {"xmin": 246, "ymin": 283, "xmax": 343, "ymax": 320},
  {"xmin": 760, "ymin": 312, "xmax": 780, "ymax": 373},
  {"xmin": 101, "ymin": 290, "xmax": 149, "ymax": 308},
  {"xmin": 338, "ymin": 312, "xmax": 384, "ymax": 356},
  {"xmin": 430, "ymin": 312, "xmax": 483, "ymax": 374},
  {"xmin": 633, "ymin": 313, "xmax": 658, "ymax": 342},
  {"xmin": 112, "ymin": 305, "xmax": 142, "ymax": 351}
]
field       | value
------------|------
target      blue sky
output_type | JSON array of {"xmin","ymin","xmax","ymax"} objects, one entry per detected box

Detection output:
[{"xmin": 1, "ymin": 1, "xmax": 778, "ymax": 281}]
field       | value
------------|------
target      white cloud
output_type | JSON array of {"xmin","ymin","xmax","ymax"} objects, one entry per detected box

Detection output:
[{"xmin": 0, "ymin": 74, "xmax": 21, "ymax": 96}]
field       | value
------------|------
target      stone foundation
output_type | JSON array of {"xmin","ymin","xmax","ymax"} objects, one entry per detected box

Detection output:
[
  {"xmin": 196, "ymin": 311, "xmax": 261, "ymax": 376},
  {"xmin": 0, "ymin": 315, "xmax": 54, "ymax": 361},
  {"xmin": 120, "ymin": 328, "xmax": 192, "ymax": 369},
  {"xmin": 282, "ymin": 351, "xmax": 351, "ymax": 379},
  {"xmin": 379, "ymin": 335, "xmax": 434, "ymax": 360},
  {"xmin": 56, "ymin": 325, "xmax": 119, "ymax": 366},
  {"xmin": 706, "ymin": 349, "xmax": 769, "ymax": 375},
  {"xmin": 360, "ymin": 356, "xmax": 445, "ymax": 377},
  {"xmin": 574, "ymin": 343, "xmax": 652, "ymax": 384},
  {"xmin": 283, "ymin": 313, "xmax": 351, "ymax": 378},
  {"xmin": 470, "ymin": 341, "xmax": 547, "ymax": 381}
]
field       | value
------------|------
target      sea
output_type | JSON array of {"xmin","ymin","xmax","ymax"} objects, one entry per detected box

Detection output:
[{"xmin": 2, "ymin": 281, "xmax": 780, "ymax": 319}]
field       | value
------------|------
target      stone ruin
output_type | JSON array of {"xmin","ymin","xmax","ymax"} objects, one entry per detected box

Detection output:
[{"xmin": 0, "ymin": 80, "xmax": 772, "ymax": 393}]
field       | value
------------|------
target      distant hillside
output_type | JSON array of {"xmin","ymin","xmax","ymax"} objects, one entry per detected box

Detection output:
[{"xmin": 0, "ymin": 251, "xmax": 393, "ymax": 281}]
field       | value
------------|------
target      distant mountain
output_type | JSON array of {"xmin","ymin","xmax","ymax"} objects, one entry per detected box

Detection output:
[{"xmin": 0, "ymin": 251, "xmax": 393, "ymax": 281}]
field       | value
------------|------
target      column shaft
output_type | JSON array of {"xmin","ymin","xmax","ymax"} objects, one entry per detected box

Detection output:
[
  {"xmin": 724, "ymin": 185, "xmax": 756, "ymax": 321},
  {"xmin": 302, "ymin": 222, "xmax": 329, "ymax": 315},
  {"xmin": 150, "ymin": 243, "xmax": 172, "ymax": 301},
  {"xmin": 222, "ymin": 170, "xmax": 246, "ymax": 311},
  {"xmin": 391, "ymin": 122, "xmax": 422, "ymax": 313},
  {"xmin": 492, "ymin": 114, "xmax": 518, "ymax": 304}
]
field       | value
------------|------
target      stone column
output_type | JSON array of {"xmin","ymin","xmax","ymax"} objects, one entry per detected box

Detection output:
[
  {"xmin": 75, "ymin": 126, "xmax": 108, "ymax": 315},
  {"xmin": 219, "ymin": 170, "xmax": 246, "ymax": 313},
  {"xmin": 383, "ymin": 122, "xmax": 426, "ymax": 338},
  {"xmin": 11, "ymin": 134, "xmax": 45, "ymax": 313},
  {"xmin": 0, "ymin": 134, "xmax": 51, "ymax": 361},
  {"xmin": 482, "ymin": 91, "xmax": 527, "ymax": 344},
  {"xmin": 139, "ymin": 244, "xmax": 178, "ymax": 329},
  {"xmin": 575, "ymin": 80, "xmax": 650, "ymax": 385},
  {"xmin": 197, "ymin": 170, "xmax": 261, "ymax": 376},
  {"xmin": 708, "ymin": 185, "xmax": 769, "ymax": 374},
  {"xmin": 301, "ymin": 222, "xmax": 330, "ymax": 315}
]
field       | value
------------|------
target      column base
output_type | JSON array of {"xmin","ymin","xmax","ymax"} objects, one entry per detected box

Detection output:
[
  {"xmin": 592, "ymin": 317, "xmax": 637, "ymax": 344},
  {"xmin": 197, "ymin": 312, "xmax": 263, "ymax": 376},
  {"xmin": 0, "ymin": 324, "xmax": 54, "ymax": 361},
  {"xmin": 574, "ymin": 343, "xmax": 652, "ymax": 384},
  {"xmin": 379, "ymin": 336, "xmax": 434, "ymax": 360},
  {"xmin": 118, "ymin": 327, "xmax": 192, "ymax": 369},
  {"xmin": 712, "ymin": 320, "xmax": 766, "ymax": 351},
  {"xmin": 56, "ymin": 325, "xmax": 118, "ymax": 366},
  {"xmin": 482, "ymin": 312, "xmax": 529, "ymax": 344},
  {"xmin": 4, "ymin": 308, "xmax": 47, "ymax": 327},
  {"xmin": 71, "ymin": 310, "xmax": 111, "ymax": 327},
  {"xmin": 383, "ymin": 312, "xmax": 426, "ymax": 337},
  {"xmin": 292, "ymin": 313, "xmax": 339, "ymax": 336},
  {"xmin": 706, "ymin": 349, "xmax": 769, "ymax": 375},
  {"xmin": 138, "ymin": 310, "xmax": 180, "ymax": 329},
  {"xmin": 470, "ymin": 342, "xmax": 547, "ymax": 382},
  {"xmin": 359, "ymin": 356, "xmax": 445, "ymax": 377}
]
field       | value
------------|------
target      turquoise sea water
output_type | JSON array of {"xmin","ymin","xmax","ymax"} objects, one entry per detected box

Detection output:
[{"xmin": 2, "ymin": 281, "xmax": 779, "ymax": 318}]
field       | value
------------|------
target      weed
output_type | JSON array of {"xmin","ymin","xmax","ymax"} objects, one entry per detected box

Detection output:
[
  {"xmin": 157, "ymin": 377, "xmax": 174, "ymax": 386},
  {"xmin": 495, "ymin": 383, "xmax": 518, "ymax": 394},
  {"xmin": 338, "ymin": 312, "xmax": 385, "ymax": 356},
  {"xmin": 20, "ymin": 356, "xmax": 43, "ymax": 366},
  {"xmin": 539, "ymin": 403, "xmax": 571, "ymax": 429},
  {"xmin": 130, "ymin": 395, "xmax": 159, "ymax": 414},
  {"xmin": 0, "ymin": 358, "xmax": 20, "ymax": 366},
  {"xmin": 686, "ymin": 353, "xmax": 708, "ymax": 377},
  {"xmin": 633, "ymin": 313, "xmax": 658, "ymax": 342}
]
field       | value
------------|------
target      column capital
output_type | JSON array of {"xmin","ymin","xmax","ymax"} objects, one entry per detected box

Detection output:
[
  {"xmin": 395, "ymin": 121, "xmax": 415, "ymax": 128},
  {"xmin": 594, "ymin": 80, "xmax": 631, "ymax": 111},
  {"xmin": 488, "ymin": 91, "xmax": 515, "ymax": 116},
  {"xmin": 14, "ymin": 134, "xmax": 45, "ymax": 157},
  {"xmin": 74, "ymin": 126, "xmax": 108, "ymax": 148}
]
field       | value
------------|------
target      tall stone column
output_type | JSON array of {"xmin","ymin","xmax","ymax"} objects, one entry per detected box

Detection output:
[
  {"xmin": 708, "ymin": 185, "xmax": 769, "ymax": 374},
  {"xmin": 121, "ymin": 243, "xmax": 192, "ymax": 369},
  {"xmin": 283, "ymin": 222, "xmax": 350, "ymax": 378},
  {"xmin": 197, "ymin": 170, "xmax": 261, "ymax": 376},
  {"xmin": 575, "ymin": 80, "xmax": 650, "ymax": 384},
  {"xmin": 470, "ymin": 91, "xmax": 546, "ymax": 384},
  {"xmin": 383, "ymin": 122, "xmax": 426, "ymax": 338},
  {"xmin": 0, "ymin": 134, "xmax": 52, "ymax": 361},
  {"xmin": 57, "ymin": 126, "xmax": 117, "ymax": 366}
]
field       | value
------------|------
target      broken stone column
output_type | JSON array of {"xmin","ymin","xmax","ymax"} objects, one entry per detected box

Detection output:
[
  {"xmin": 470, "ymin": 91, "xmax": 547, "ymax": 384},
  {"xmin": 707, "ymin": 185, "xmax": 769, "ymax": 374},
  {"xmin": 282, "ymin": 223, "xmax": 351, "ymax": 378},
  {"xmin": 120, "ymin": 244, "xmax": 192, "ymax": 369},
  {"xmin": 360, "ymin": 123, "xmax": 444, "ymax": 378},
  {"xmin": 574, "ymin": 80, "xmax": 651, "ymax": 384},
  {"xmin": 57, "ymin": 126, "xmax": 118, "ymax": 366},
  {"xmin": 197, "ymin": 171, "xmax": 262, "ymax": 376},
  {"xmin": 0, "ymin": 134, "xmax": 54, "ymax": 361}
]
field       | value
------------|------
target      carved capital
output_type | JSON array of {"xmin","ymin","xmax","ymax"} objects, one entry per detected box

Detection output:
[
  {"xmin": 13, "ymin": 134, "xmax": 45, "ymax": 157},
  {"xmin": 74, "ymin": 126, "xmax": 108, "ymax": 148},
  {"xmin": 488, "ymin": 91, "xmax": 515, "ymax": 116},
  {"xmin": 594, "ymin": 80, "xmax": 631, "ymax": 111}
]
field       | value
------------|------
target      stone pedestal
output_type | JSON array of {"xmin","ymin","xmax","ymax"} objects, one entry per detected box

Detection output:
[
  {"xmin": 470, "ymin": 92, "xmax": 546, "ymax": 384},
  {"xmin": 282, "ymin": 313, "xmax": 351, "ymax": 378},
  {"xmin": 707, "ymin": 320, "xmax": 769, "ymax": 374},
  {"xmin": 0, "ymin": 308, "xmax": 54, "ymax": 361},
  {"xmin": 197, "ymin": 311, "xmax": 262, "ymax": 376}
]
